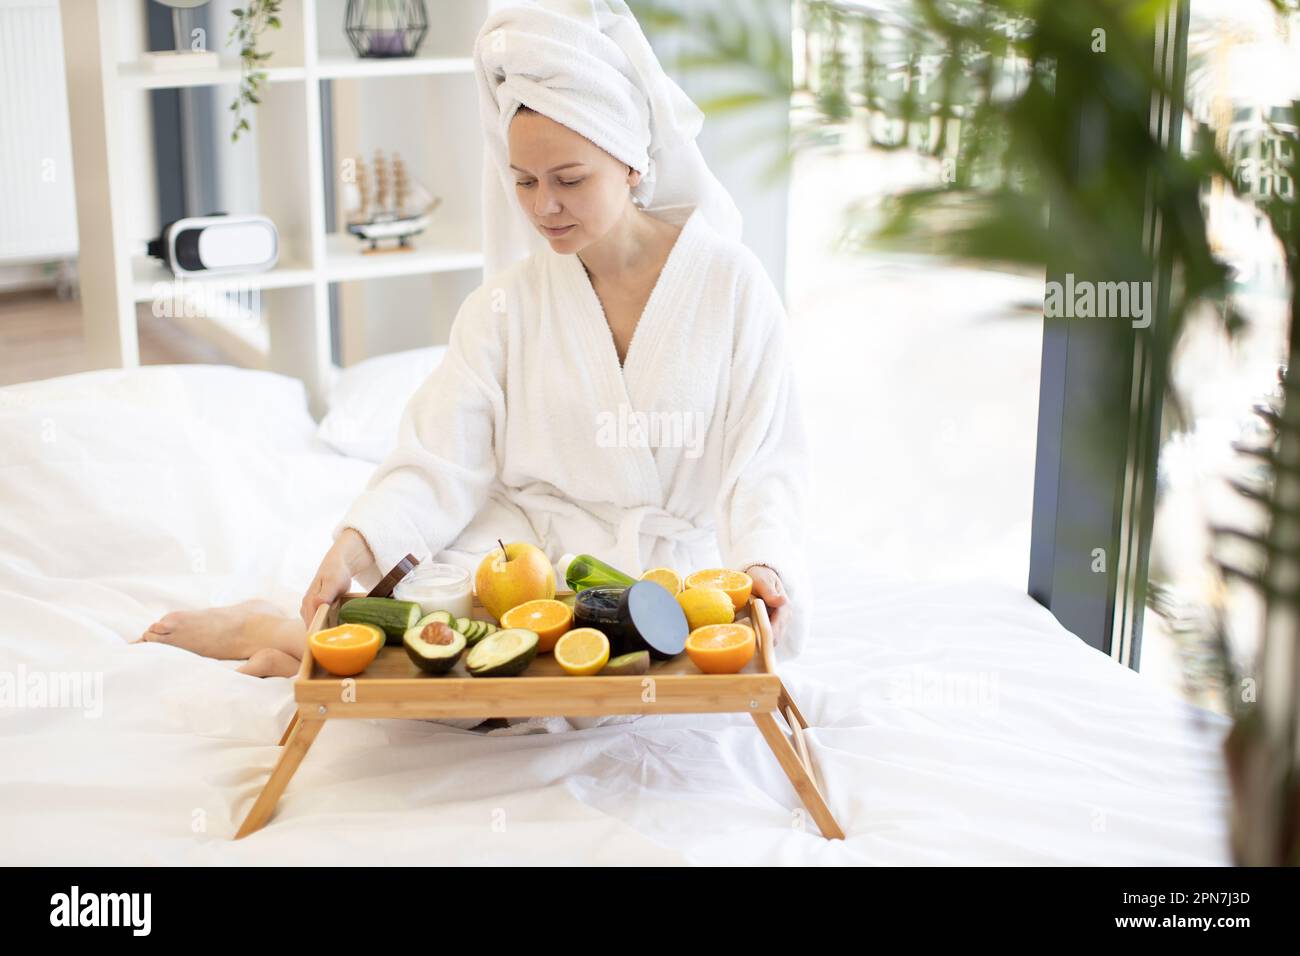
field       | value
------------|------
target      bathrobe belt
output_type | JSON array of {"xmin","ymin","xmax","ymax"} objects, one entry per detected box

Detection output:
[
  {"xmin": 506, "ymin": 484, "xmax": 714, "ymax": 577},
  {"xmin": 612, "ymin": 503, "xmax": 716, "ymax": 577}
]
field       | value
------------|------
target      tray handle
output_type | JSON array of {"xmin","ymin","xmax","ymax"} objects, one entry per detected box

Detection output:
[
  {"xmin": 296, "ymin": 603, "xmax": 331, "ymax": 681},
  {"xmin": 751, "ymin": 596, "xmax": 777, "ymax": 674}
]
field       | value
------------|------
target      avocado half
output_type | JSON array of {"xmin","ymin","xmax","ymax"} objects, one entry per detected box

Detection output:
[
  {"xmin": 466, "ymin": 628, "xmax": 539, "ymax": 678},
  {"xmin": 404, "ymin": 616, "xmax": 467, "ymax": 674}
]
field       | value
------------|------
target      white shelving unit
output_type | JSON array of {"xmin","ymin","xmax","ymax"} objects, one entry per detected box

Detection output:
[
  {"xmin": 60, "ymin": 0, "xmax": 495, "ymax": 413},
  {"xmin": 316, "ymin": 54, "xmax": 474, "ymax": 78},
  {"xmin": 116, "ymin": 62, "xmax": 309, "ymax": 89}
]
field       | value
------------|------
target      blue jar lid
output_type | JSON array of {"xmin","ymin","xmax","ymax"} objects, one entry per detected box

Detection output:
[{"xmin": 618, "ymin": 581, "xmax": 688, "ymax": 659}]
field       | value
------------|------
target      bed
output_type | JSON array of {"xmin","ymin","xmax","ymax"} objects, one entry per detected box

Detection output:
[{"xmin": 0, "ymin": 362, "xmax": 1232, "ymax": 864}]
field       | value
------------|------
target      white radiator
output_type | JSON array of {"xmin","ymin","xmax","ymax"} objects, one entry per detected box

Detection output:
[{"xmin": 0, "ymin": 0, "xmax": 78, "ymax": 264}]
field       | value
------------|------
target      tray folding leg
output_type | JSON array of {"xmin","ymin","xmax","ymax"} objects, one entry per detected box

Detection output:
[
  {"xmin": 748, "ymin": 601, "xmax": 845, "ymax": 840},
  {"xmin": 235, "ymin": 713, "xmax": 325, "ymax": 839},
  {"xmin": 277, "ymin": 711, "xmax": 301, "ymax": 747},
  {"xmin": 778, "ymin": 681, "xmax": 811, "ymax": 731},
  {"xmin": 752, "ymin": 709, "xmax": 844, "ymax": 840}
]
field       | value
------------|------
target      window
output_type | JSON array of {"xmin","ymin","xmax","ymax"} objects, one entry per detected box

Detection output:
[{"xmin": 1141, "ymin": 1, "xmax": 1299, "ymax": 710}]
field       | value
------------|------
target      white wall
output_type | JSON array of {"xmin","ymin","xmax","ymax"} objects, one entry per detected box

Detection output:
[{"xmin": 641, "ymin": 0, "xmax": 792, "ymax": 297}]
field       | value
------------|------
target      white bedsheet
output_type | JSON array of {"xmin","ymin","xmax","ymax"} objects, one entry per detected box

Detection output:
[{"xmin": 0, "ymin": 366, "xmax": 1231, "ymax": 864}]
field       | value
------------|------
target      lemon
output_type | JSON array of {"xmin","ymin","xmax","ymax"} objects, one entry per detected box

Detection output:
[
  {"xmin": 640, "ymin": 567, "xmax": 683, "ymax": 595},
  {"xmin": 554, "ymin": 628, "xmax": 610, "ymax": 676},
  {"xmin": 675, "ymin": 586, "xmax": 735, "ymax": 631}
]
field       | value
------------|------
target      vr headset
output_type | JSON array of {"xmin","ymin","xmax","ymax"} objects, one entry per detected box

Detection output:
[{"xmin": 147, "ymin": 214, "xmax": 279, "ymax": 277}]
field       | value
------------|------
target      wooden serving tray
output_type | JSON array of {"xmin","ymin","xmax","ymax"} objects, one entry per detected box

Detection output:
[{"xmin": 235, "ymin": 590, "xmax": 844, "ymax": 841}]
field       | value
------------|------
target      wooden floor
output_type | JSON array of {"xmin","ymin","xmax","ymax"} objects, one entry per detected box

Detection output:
[{"xmin": 0, "ymin": 289, "xmax": 239, "ymax": 387}]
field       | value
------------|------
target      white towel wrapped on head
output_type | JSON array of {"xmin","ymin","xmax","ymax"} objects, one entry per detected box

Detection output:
[{"xmin": 474, "ymin": 0, "xmax": 743, "ymax": 278}]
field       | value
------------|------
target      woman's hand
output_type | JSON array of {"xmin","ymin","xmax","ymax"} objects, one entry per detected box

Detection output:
[
  {"xmin": 300, "ymin": 529, "xmax": 375, "ymax": 626},
  {"xmin": 745, "ymin": 564, "xmax": 789, "ymax": 645}
]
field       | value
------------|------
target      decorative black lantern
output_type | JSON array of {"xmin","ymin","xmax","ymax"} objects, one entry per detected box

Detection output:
[{"xmin": 345, "ymin": 0, "xmax": 429, "ymax": 58}]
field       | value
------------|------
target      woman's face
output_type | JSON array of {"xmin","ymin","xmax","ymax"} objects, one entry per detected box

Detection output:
[{"xmin": 508, "ymin": 108, "xmax": 639, "ymax": 254}]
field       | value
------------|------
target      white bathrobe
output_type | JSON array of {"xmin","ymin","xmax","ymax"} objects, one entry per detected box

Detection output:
[{"xmin": 336, "ymin": 204, "xmax": 813, "ymax": 657}]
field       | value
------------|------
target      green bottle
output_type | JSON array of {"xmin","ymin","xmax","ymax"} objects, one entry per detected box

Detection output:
[{"xmin": 561, "ymin": 553, "xmax": 636, "ymax": 592}]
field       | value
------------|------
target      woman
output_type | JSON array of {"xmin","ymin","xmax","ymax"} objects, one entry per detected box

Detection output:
[{"xmin": 139, "ymin": 0, "xmax": 811, "ymax": 682}]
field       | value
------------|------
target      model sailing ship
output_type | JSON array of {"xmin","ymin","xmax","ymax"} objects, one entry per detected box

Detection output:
[{"xmin": 342, "ymin": 150, "xmax": 441, "ymax": 254}]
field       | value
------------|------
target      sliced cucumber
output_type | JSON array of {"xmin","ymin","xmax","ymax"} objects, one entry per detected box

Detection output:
[
  {"xmin": 465, "ymin": 619, "xmax": 496, "ymax": 647},
  {"xmin": 466, "ymin": 628, "xmax": 539, "ymax": 677},
  {"xmin": 454, "ymin": 616, "xmax": 473, "ymax": 636}
]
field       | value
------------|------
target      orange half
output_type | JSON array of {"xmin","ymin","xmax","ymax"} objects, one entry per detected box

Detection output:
[
  {"xmin": 684, "ymin": 568, "xmax": 753, "ymax": 611},
  {"xmin": 685, "ymin": 623, "xmax": 756, "ymax": 674},
  {"xmin": 309, "ymin": 623, "xmax": 383, "ymax": 677},
  {"xmin": 500, "ymin": 598, "xmax": 573, "ymax": 652}
]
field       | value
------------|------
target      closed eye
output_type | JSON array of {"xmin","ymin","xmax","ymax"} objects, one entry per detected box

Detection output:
[{"xmin": 515, "ymin": 177, "xmax": 584, "ymax": 188}]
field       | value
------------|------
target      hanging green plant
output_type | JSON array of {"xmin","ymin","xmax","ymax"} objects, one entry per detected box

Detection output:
[{"xmin": 228, "ymin": 1, "xmax": 283, "ymax": 142}]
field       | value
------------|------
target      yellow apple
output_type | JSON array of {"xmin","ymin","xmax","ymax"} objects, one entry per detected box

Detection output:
[{"xmin": 475, "ymin": 541, "xmax": 556, "ymax": 622}]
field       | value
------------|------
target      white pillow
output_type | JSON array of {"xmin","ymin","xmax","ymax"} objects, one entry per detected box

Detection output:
[
  {"xmin": 318, "ymin": 346, "xmax": 448, "ymax": 461},
  {"xmin": 0, "ymin": 364, "xmax": 319, "ymax": 453}
]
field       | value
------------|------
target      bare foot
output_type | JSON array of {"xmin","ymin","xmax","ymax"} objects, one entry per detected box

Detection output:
[
  {"xmin": 237, "ymin": 648, "xmax": 302, "ymax": 678},
  {"xmin": 135, "ymin": 599, "xmax": 293, "ymax": 660}
]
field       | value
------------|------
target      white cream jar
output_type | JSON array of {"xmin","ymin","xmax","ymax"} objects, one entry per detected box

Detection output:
[{"xmin": 393, "ymin": 562, "xmax": 474, "ymax": 620}]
